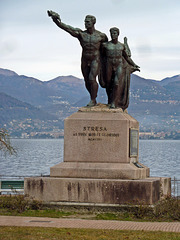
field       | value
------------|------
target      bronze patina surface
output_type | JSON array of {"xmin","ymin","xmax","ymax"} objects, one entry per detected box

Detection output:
[
  {"xmin": 48, "ymin": 12, "xmax": 140, "ymax": 110},
  {"xmin": 48, "ymin": 10, "xmax": 108, "ymax": 107},
  {"xmin": 99, "ymin": 27, "xmax": 140, "ymax": 109}
]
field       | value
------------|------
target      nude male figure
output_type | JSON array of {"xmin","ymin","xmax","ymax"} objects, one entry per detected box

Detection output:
[
  {"xmin": 102, "ymin": 27, "xmax": 139, "ymax": 109},
  {"xmin": 48, "ymin": 11, "xmax": 108, "ymax": 106}
]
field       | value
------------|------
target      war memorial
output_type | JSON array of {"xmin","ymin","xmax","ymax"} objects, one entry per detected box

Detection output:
[{"xmin": 24, "ymin": 12, "xmax": 171, "ymax": 205}]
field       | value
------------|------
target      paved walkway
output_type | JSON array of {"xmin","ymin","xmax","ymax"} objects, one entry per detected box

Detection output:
[{"xmin": 0, "ymin": 216, "xmax": 180, "ymax": 232}]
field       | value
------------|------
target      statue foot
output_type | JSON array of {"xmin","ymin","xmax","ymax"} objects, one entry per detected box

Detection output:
[
  {"xmin": 87, "ymin": 100, "xmax": 97, "ymax": 107},
  {"xmin": 110, "ymin": 103, "xmax": 116, "ymax": 109}
]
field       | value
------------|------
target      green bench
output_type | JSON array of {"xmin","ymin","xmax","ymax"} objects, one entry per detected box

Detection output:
[{"xmin": 0, "ymin": 180, "xmax": 24, "ymax": 194}]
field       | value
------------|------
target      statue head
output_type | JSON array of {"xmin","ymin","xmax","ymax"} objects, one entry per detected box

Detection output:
[
  {"xmin": 110, "ymin": 27, "xmax": 120, "ymax": 40},
  {"xmin": 85, "ymin": 15, "xmax": 96, "ymax": 29}
]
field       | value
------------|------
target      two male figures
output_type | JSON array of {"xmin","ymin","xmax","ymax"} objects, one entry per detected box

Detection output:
[{"xmin": 48, "ymin": 11, "xmax": 139, "ymax": 109}]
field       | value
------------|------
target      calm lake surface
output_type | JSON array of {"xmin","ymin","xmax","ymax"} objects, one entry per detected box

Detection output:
[{"xmin": 0, "ymin": 139, "xmax": 179, "ymax": 180}]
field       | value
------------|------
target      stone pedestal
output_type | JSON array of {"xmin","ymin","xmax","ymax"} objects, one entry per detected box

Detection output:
[
  {"xmin": 25, "ymin": 177, "xmax": 165, "ymax": 205},
  {"xmin": 24, "ymin": 105, "xmax": 171, "ymax": 205},
  {"xmin": 51, "ymin": 106, "xmax": 149, "ymax": 180},
  {"xmin": 50, "ymin": 162, "xmax": 149, "ymax": 180}
]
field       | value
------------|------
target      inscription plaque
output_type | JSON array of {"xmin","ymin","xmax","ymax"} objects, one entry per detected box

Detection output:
[
  {"xmin": 130, "ymin": 129, "xmax": 138, "ymax": 157},
  {"xmin": 72, "ymin": 126, "xmax": 120, "ymax": 141}
]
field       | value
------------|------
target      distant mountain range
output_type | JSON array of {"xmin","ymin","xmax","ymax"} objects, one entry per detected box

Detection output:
[{"xmin": 0, "ymin": 68, "xmax": 179, "ymax": 137}]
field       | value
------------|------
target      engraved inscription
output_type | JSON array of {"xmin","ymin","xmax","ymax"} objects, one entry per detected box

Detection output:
[
  {"xmin": 83, "ymin": 126, "xmax": 107, "ymax": 131},
  {"xmin": 73, "ymin": 126, "xmax": 120, "ymax": 141}
]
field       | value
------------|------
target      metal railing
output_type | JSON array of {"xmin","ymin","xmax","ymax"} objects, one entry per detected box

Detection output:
[
  {"xmin": 171, "ymin": 177, "xmax": 180, "ymax": 198},
  {"xmin": 0, "ymin": 179, "xmax": 24, "ymax": 195}
]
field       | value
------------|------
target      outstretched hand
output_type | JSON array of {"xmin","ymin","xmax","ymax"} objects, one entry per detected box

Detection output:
[
  {"xmin": 47, "ymin": 10, "xmax": 61, "ymax": 21},
  {"xmin": 134, "ymin": 65, "xmax": 140, "ymax": 72}
]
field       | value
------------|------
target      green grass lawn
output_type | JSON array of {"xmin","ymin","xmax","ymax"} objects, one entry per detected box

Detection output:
[{"xmin": 0, "ymin": 227, "xmax": 180, "ymax": 240}]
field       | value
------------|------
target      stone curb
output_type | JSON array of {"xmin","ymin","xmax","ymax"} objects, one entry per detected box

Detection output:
[{"xmin": 0, "ymin": 216, "xmax": 180, "ymax": 232}]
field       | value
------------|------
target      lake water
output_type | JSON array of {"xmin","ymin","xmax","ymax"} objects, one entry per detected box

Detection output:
[{"xmin": 0, "ymin": 139, "xmax": 179, "ymax": 180}]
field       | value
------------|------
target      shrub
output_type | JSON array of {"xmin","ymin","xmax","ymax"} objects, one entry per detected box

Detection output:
[
  {"xmin": 154, "ymin": 196, "xmax": 180, "ymax": 221},
  {"xmin": 0, "ymin": 195, "xmax": 42, "ymax": 213}
]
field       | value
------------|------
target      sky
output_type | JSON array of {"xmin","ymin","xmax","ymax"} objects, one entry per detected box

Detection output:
[{"xmin": 0, "ymin": 0, "xmax": 180, "ymax": 81}]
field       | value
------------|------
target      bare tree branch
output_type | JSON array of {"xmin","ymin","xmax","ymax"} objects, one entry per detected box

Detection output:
[{"xmin": 0, "ymin": 129, "xmax": 17, "ymax": 156}]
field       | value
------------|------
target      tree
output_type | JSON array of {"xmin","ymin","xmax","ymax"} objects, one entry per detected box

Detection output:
[{"xmin": 0, "ymin": 129, "xmax": 16, "ymax": 156}]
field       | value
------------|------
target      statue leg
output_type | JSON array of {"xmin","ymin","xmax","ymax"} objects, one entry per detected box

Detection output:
[
  {"xmin": 105, "ymin": 64, "xmax": 113, "ymax": 105},
  {"xmin": 106, "ymin": 87, "xmax": 112, "ymax": 105},
  {"xmin": 110, "ymin": 83, "xmax": 118, "ymax": 108},
  {"xmin": 86, "ymin": 60, "xmax": 99, "ymax": 106},
  {"xmin": 110, "ymin": 66, "xmax": 123, "ymax": 108},
  {"xmin": 81, "ymin": 61, "xmax": 93, "ymax": 103},
  {"xmin": 81, "ymin": 58, "xmax": 102, "ymax": 106}
]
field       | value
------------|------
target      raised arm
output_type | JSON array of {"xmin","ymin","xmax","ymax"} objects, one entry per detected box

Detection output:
[
  {"xmin": 47, "ymin": 10, "xmax": 82, "ymax": 38},
  {"xmin": 122, "ymin": 39, "xmax": 140, "ymax": 71},
  {"xmin": 124, "ymin": 37, "xmax": 131, "ymax": 57}
]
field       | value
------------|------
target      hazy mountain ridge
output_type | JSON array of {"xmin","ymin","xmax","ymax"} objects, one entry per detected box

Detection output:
[
  {"xmin": 46, "ymin": 75, "xmax": 87, "ymax": 103},
  {"xmin": 1, "ymin": 68, "xmax": 179, "ymax": 105},
  {"xmin": 158, "ymin": 75, "xmax": 180, "ymax": 86},
  {"xmin": 0, "ymin": 91, "xmax": 63, "ymax": 137},
  {"xmin": 0, "ymin": 68, "xmax": 179, "ymax": 137},
  {"xmin": 0, "ymin": 74, "xmax": 56, "ymax": 107},
  {"xmin": 0, "ymin": 92, "xmax": 58, "ymax": 124},
  {"xmin": 0, "ymin": 68, "xmax": 18, "ymax": 76},
  {"xmin": 0, "ymin": 69, "xmax": 87, "ymax": 107}
]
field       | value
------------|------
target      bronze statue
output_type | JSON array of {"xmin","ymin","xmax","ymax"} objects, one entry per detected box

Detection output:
[
  {"xmin": 48, "ymin": 10, "xmax": 108, "ymax": 107},
  {"xmin": 99, "ymin": 27, "xmax": 140, "ymax": 109}
]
